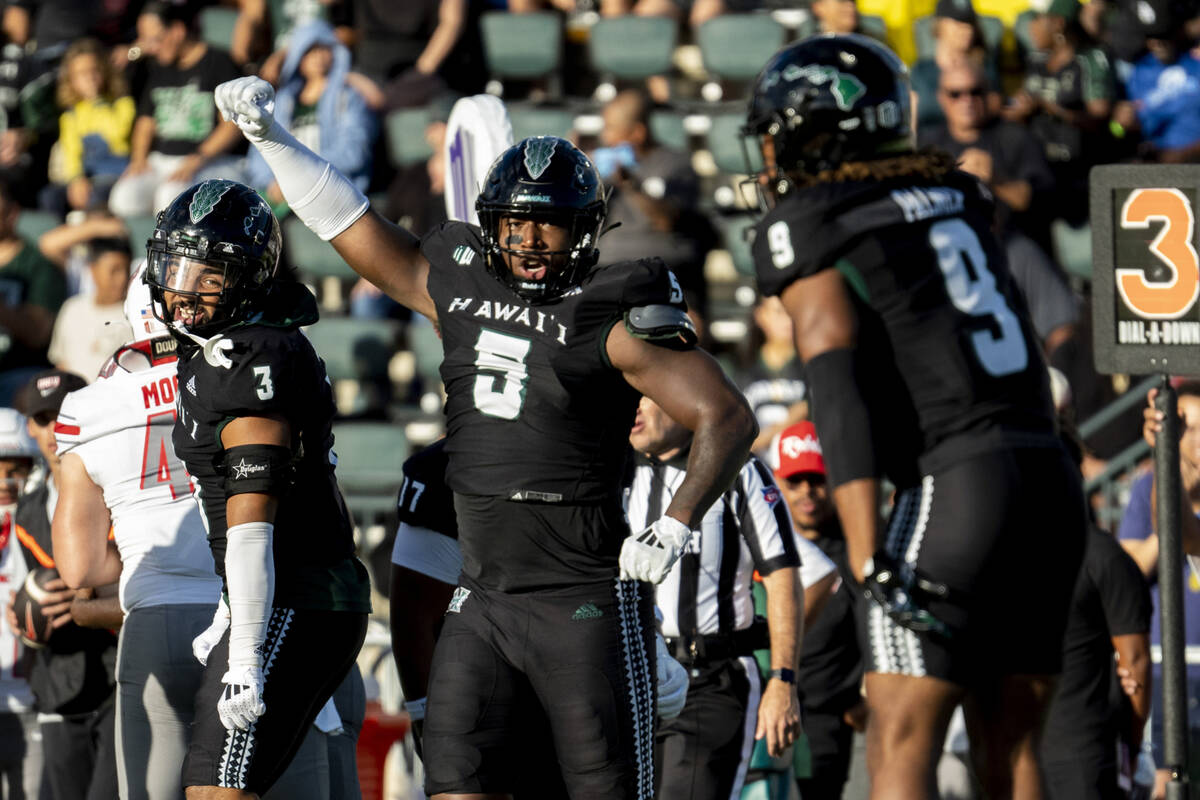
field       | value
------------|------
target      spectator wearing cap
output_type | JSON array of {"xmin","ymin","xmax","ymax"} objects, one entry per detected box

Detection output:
[
  {"xmin": 773, "ymin": 421, "xmax": 865, "ymax": 800},
  {"xmin": 1114, "ymin": 0, "xmax": 1200, "ymax": 163},
  {"xmin": 46, "ymin": 237, "xmax": 131, "ymax": 382},
  {"xmin": 4, "ymin": 369, "xmax": 119, "ymax": 800},
  {"xmin": 910, "ymin": 0, "xmax": 1001, "ymax": 129},
  {"xmin": 625, "ymin": 396, "xmax": 834, "ymax": 799},
  {"xmin": 1005, "ymin": 0, "xmax": 1116, "ymax": 227}
]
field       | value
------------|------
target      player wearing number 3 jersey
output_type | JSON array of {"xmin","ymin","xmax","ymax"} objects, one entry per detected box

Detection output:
[{"xmin": 743, "ymin": 35, "xmax": 1086, "ymax": 799}]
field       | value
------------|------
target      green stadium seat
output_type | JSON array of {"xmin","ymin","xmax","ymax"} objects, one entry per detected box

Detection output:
[
  {"xmin": 283, "ymin": 216, "xmax": 357, "ymax": 282},
  {"xmin": 480, "ymin": 11, "xmax": 563, "ymax": 80},
  {"xmin": 124, "ymin": 215, "xmax": 158, "ymax": 258},
  {"xmin": 649, "ymin": 110, "xmax": 688, "ymax": 152},
  {"xmin": 16, "ymin": 210, "xmax": 59, "ymax": 243},
  {"xmin": 1014, "ymin": 10, "xmax": 1036, "ymax": 56},
  {"xmin": 305, "ymin": 317, "xmax": 399, "ymax": 384},
  {"xmin": 507, "ymin": 105, "xmax": 574, "ymax": 142},
  {"xmin": 199, "ymin": 7, "xmax": 238, "ymax": 52},
  {"xmin": 1051, "ymin": 218, "xmax": 1093, "ymax": 282},
  {"xmin": 408, "ymin": 317, "xmax": 444, "ymax": 390},
  {"xmin": 385, "ymin": 107, "xmax": 435, "ymax": 169},
  {"xmin": 706, "ymin": 113, "xmax": 761, "ymax": 175},
  {"xmin": 588, "ymin": 16, "xmax": 677, "ymax": 80},
  {"xmin": 697, "ymin": 15, "xmax": 786, "ymax": 82},
  {"xmin": 718, "ymin": 214, "xmax": 757, "ymax": 277},
  {"xmin": 332, "ymin": 421, "xmax": 408, "ymax": 498}
]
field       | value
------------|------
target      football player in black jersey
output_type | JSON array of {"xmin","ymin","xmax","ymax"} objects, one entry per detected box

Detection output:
[
  {"xmin": 742, "ymin": 36, "xmax": 1086, "ymax": 799},
  {"xmin": 215, "ymin": 77, "xmax": 756, "ymax": 800},
  {"xmin": 142, "ymin": 179, "xmax": 371, "ymax": 799}
]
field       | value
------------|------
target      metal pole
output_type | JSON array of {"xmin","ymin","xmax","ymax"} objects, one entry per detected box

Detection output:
[{"xmin": 1155, "ymin": 377, "xmax": 1190, "ymax": 800}]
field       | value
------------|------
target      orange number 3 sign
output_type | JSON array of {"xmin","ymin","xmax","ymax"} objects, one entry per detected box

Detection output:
[{"xmin": 1117, "ymin": 188, "xmax": 1200, "ymax": 319}]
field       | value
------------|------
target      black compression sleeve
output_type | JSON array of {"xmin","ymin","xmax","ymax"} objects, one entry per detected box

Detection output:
[{"xmin": 805, "ymin": 347, "xmax": 878, "ymax": 488}]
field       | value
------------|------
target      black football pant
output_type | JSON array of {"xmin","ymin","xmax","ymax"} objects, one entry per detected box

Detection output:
[
  {"xmin": 794, "ymin": 710, "xmax": 854, "ymax": 800},
  {"xmin": 654, "ymin": 656, "xmax": 760, "ymax": 800}
]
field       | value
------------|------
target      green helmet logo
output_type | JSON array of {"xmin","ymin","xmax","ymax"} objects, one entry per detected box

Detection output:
[
  {"xmin": 189, "ymin": 180, "xmax": 233, "ymax": 224},
  {"xmin": 523, "ymin": 137, "xmax": 557, "ymax": 180},
  {"xmin": 832, "ymin": 74, "xmax": 867, "ymax": 111}
]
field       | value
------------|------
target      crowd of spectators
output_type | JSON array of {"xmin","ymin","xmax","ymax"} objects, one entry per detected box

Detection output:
[{"xmin": 0, "ymin": 0, "xmax": 1198, "ymax": 795}]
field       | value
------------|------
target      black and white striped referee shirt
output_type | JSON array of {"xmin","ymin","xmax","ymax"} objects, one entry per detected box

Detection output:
[{"xmin": 623, "ymin": 453, "xmax": 835, "ymax": 640}]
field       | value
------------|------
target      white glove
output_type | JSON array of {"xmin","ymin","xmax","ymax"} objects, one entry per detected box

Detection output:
[
  {"xmin": 218, "ymin": 665, "xmax": 266, "ymax": 731},
  {"xmin": 619, "ymin": 515, "xmax": 691, "ymax": 584},
  {"xmin": 192, "ymin": 597, "xmax": 230, "ymax": 666},
  {"xmin": 214, "ymin": 76, "xmax": 276, "ymax": 141},
  {"xmin": 655, "ymin": 632, "xmax": 688, "ymax": 719}
]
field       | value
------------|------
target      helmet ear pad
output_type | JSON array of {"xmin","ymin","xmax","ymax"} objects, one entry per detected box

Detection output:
[
  {"xmin": 475, "ymin": 136, "xmax": 607, "ymax": 303},
  {"xmin": 144, "ymin": 180, "xmax": 282, "ymax": 335}
]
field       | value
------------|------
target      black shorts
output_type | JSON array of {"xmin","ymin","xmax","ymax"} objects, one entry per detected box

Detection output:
[
  {"xmin": 859, "ymin": 445, "xmax": 1085, "ymax": 685},
  {"xmin": 182, "ymin": 607, "xmax": 368, "ymax": 795},
  {"xmin": 423, "ymin": 578, "xmax": 657, "ymax": 799}
]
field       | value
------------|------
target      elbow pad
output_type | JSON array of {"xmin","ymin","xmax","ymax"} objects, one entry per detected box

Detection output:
[
  {"xmin": 223, "ymin": 444, "xmax": 295, "ymax": 496},
  {"xmin": 805, "ymin": 347, "xmax": 878, "ymax": 488},
  {"xmin": 624, "ymin": 305, "xmax": 697, "ymax": 349}
]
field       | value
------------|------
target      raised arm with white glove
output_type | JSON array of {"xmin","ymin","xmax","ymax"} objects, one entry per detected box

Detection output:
[
  {"xmin": 619, "ymin": 515, "xmax": 692, "ymax": 584},
  {"xmin": 214, "ymin": 76, "xmax": 367, "ymax": 241}
]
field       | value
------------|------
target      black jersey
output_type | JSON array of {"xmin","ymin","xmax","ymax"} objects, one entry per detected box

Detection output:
[
  {"xmin": 173, "ymin": 283, "xmax": 370, "ymax": 612},
  {"xmin": 422, "ymin": 221, "xmax": 688, "ymax": 590},
  {"xmin": 423, "ymin": 221, "xmax": 686, "ymax": 503},
  {"xmin": 753, "ymin": 172, "xmax": 1057, "ymax": 482},
  {"xmin": 396, "ymin": 439, "xmax": 456, "ymax": 540}
]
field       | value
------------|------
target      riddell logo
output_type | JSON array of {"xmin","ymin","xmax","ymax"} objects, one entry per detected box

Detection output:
[{"xmin": 781, "ymin": 435, "xmax": 821, "ymax": 459}]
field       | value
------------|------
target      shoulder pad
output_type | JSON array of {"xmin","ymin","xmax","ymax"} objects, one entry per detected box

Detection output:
[
  {"xmin": 402, "ymin": 439, "xmax": 449, "ymax": 484},
  {"xmin": 420, "ymin": 220, "xmax": 485, "ymax": 270},
  {"xmin": 624, "ymin": 304, "xmax": 696, "ymax": 348}
]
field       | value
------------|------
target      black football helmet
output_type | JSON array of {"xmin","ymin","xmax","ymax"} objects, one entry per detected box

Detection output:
[
  {"xmin": 476, "ymin": 136, "xmax": 607, "ymax": 303},
  {"xmin": 144, "ymin": 179, "xmax": 282, "ymax": 336},
  {"xmin": 743, "ymin": 34, "xmax": 914, "ymax": 195}
]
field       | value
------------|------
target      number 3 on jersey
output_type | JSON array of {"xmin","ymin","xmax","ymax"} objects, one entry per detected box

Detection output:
[
  {"xmin": 928, "ymin": 218, "xmax": 1028, "ymax": 377},
  {"xmin": 474, "ymin": 328, "xmax": 531, "ymax": 420}
]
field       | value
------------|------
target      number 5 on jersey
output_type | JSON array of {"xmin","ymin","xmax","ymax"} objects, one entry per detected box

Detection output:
[{"xmin": 474, "ymin": 328, "xmax": 531, "ymax": 420}]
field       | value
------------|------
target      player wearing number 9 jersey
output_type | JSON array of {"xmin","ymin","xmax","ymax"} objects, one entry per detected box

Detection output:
[{"xmin": 743, "ymin": 34, "xmax": 1086, "ymax": 799}]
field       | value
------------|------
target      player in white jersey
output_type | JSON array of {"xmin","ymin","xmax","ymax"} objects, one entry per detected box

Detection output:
[{"xmin": 51, "ymin": 272, "xmax": 222, "ymax": 800}]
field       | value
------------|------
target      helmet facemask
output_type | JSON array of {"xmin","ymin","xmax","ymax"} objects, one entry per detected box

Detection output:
[{"xmin": 478, "ymin": 202, "xmax": 605, "ymax": 303}]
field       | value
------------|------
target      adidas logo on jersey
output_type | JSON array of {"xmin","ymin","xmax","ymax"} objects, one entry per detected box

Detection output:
[
  {"xmin": 447, "ymin": 586, "xmax": 470, "ymax": 613},
  {"xmin": 186, "ymin": 376, "xmax": 197, "ymax": 396},
  {"xmin": 572, "ymin": 602, "xmax": 603, "ymax": 621},
  {"xmin": 452, "ymin": 245, "xmax": 475, "ymax": 265}
]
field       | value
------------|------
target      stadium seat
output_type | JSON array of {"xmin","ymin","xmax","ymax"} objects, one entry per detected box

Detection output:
[
  {"xmin": 332, "ymin": 421, "xmax": 408, "ymax": 508},
  {"xmin": 480, "ymin": 11, "xmax": 563, "ymax": 81},
  {"xmin": 305, "ymin": 317, "xmax": 399, "ymax": 384},
  {"xmin": 124, "ymin": 215, "xmax": 158, "ymax": 256},
  {"xmin": 385, "ymin": 107, "xmax": 435, "ymax": 169},
  {"xmin": 913, "ymin": 13, "xmax": 1004, "ymax": 61},
  {"xmin": 199, "ymin": 6, "xmax": 238, "ymax": 52},
  {"xmin": 718, "ymin": 213, "xmax": 757, "ymax": 277},
  {"xmin": 1051, "ymin": 218, "xmax": 1093, "ymax": 282},
  {"xmin": 649, "ymin": 110, "xmax": 688, "ymax": 152},
  {"xmin": 697, "ymin": 15, "xmax": 786, "ymax": 82},
  {"xmin": 283, "ymin": 216, "xmax": 357, "ymax": 282},
  {"xmin": 1014, "ymin": 10, "xmax": 1035, "ymax": 57},
  {"xmin": 705, "ymin": 113, "xmax": 761, "ymax": 175},
  {"xmin": 588, "ymin": 16, "xmax": 677, "ymax": 81},
  {"xmin": 15, "ymin": 210, "xmax": 59, "ymax": 243},
  {"xmin": 507, "ymin": 105, "xmax": 575, "ymax": 141},
  {"xmin": 795, "ymin": 14, "xmax": 888, "ymax": 42}
]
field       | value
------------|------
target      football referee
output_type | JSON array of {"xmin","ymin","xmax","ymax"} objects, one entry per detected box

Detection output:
[{"xmin": 625, "ymin": 396, "xmax": 836, "ymax": 799}]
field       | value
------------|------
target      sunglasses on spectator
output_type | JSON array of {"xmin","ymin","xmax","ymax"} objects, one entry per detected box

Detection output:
[{"xmin": 942, "ymin": 86, "xmax": 985, "ymax": 99}]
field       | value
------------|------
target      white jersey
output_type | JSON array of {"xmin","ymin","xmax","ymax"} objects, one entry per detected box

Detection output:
[
  {"xmin": 0, "ymin": 509, "xmax": 34, "ymax": 712},
  {"xmin": 625, "ymin": 454, "xmax": 835, "ymax": 639},
  {"xmin": 55, "ymin": 340, "xmax": 219, "ymax": 612}
]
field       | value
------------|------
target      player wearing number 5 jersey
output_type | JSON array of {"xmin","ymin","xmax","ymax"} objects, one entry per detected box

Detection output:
[
  {"xmin": 743, "ymin": 35, "xmax": 1086, "ymax": 799},
  {"xmin": 213, "ymin": 74, "xmax": 756, "ymax": 800}
]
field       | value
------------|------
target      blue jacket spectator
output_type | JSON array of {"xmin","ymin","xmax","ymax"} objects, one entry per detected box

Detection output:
[
  {"xmin": 1125, "ymin": 51, "xmax": 1200, "ymax": 153},
  {"xmin": 246, "ymin": 20, "xmax": 378, "ymax": 196}
]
